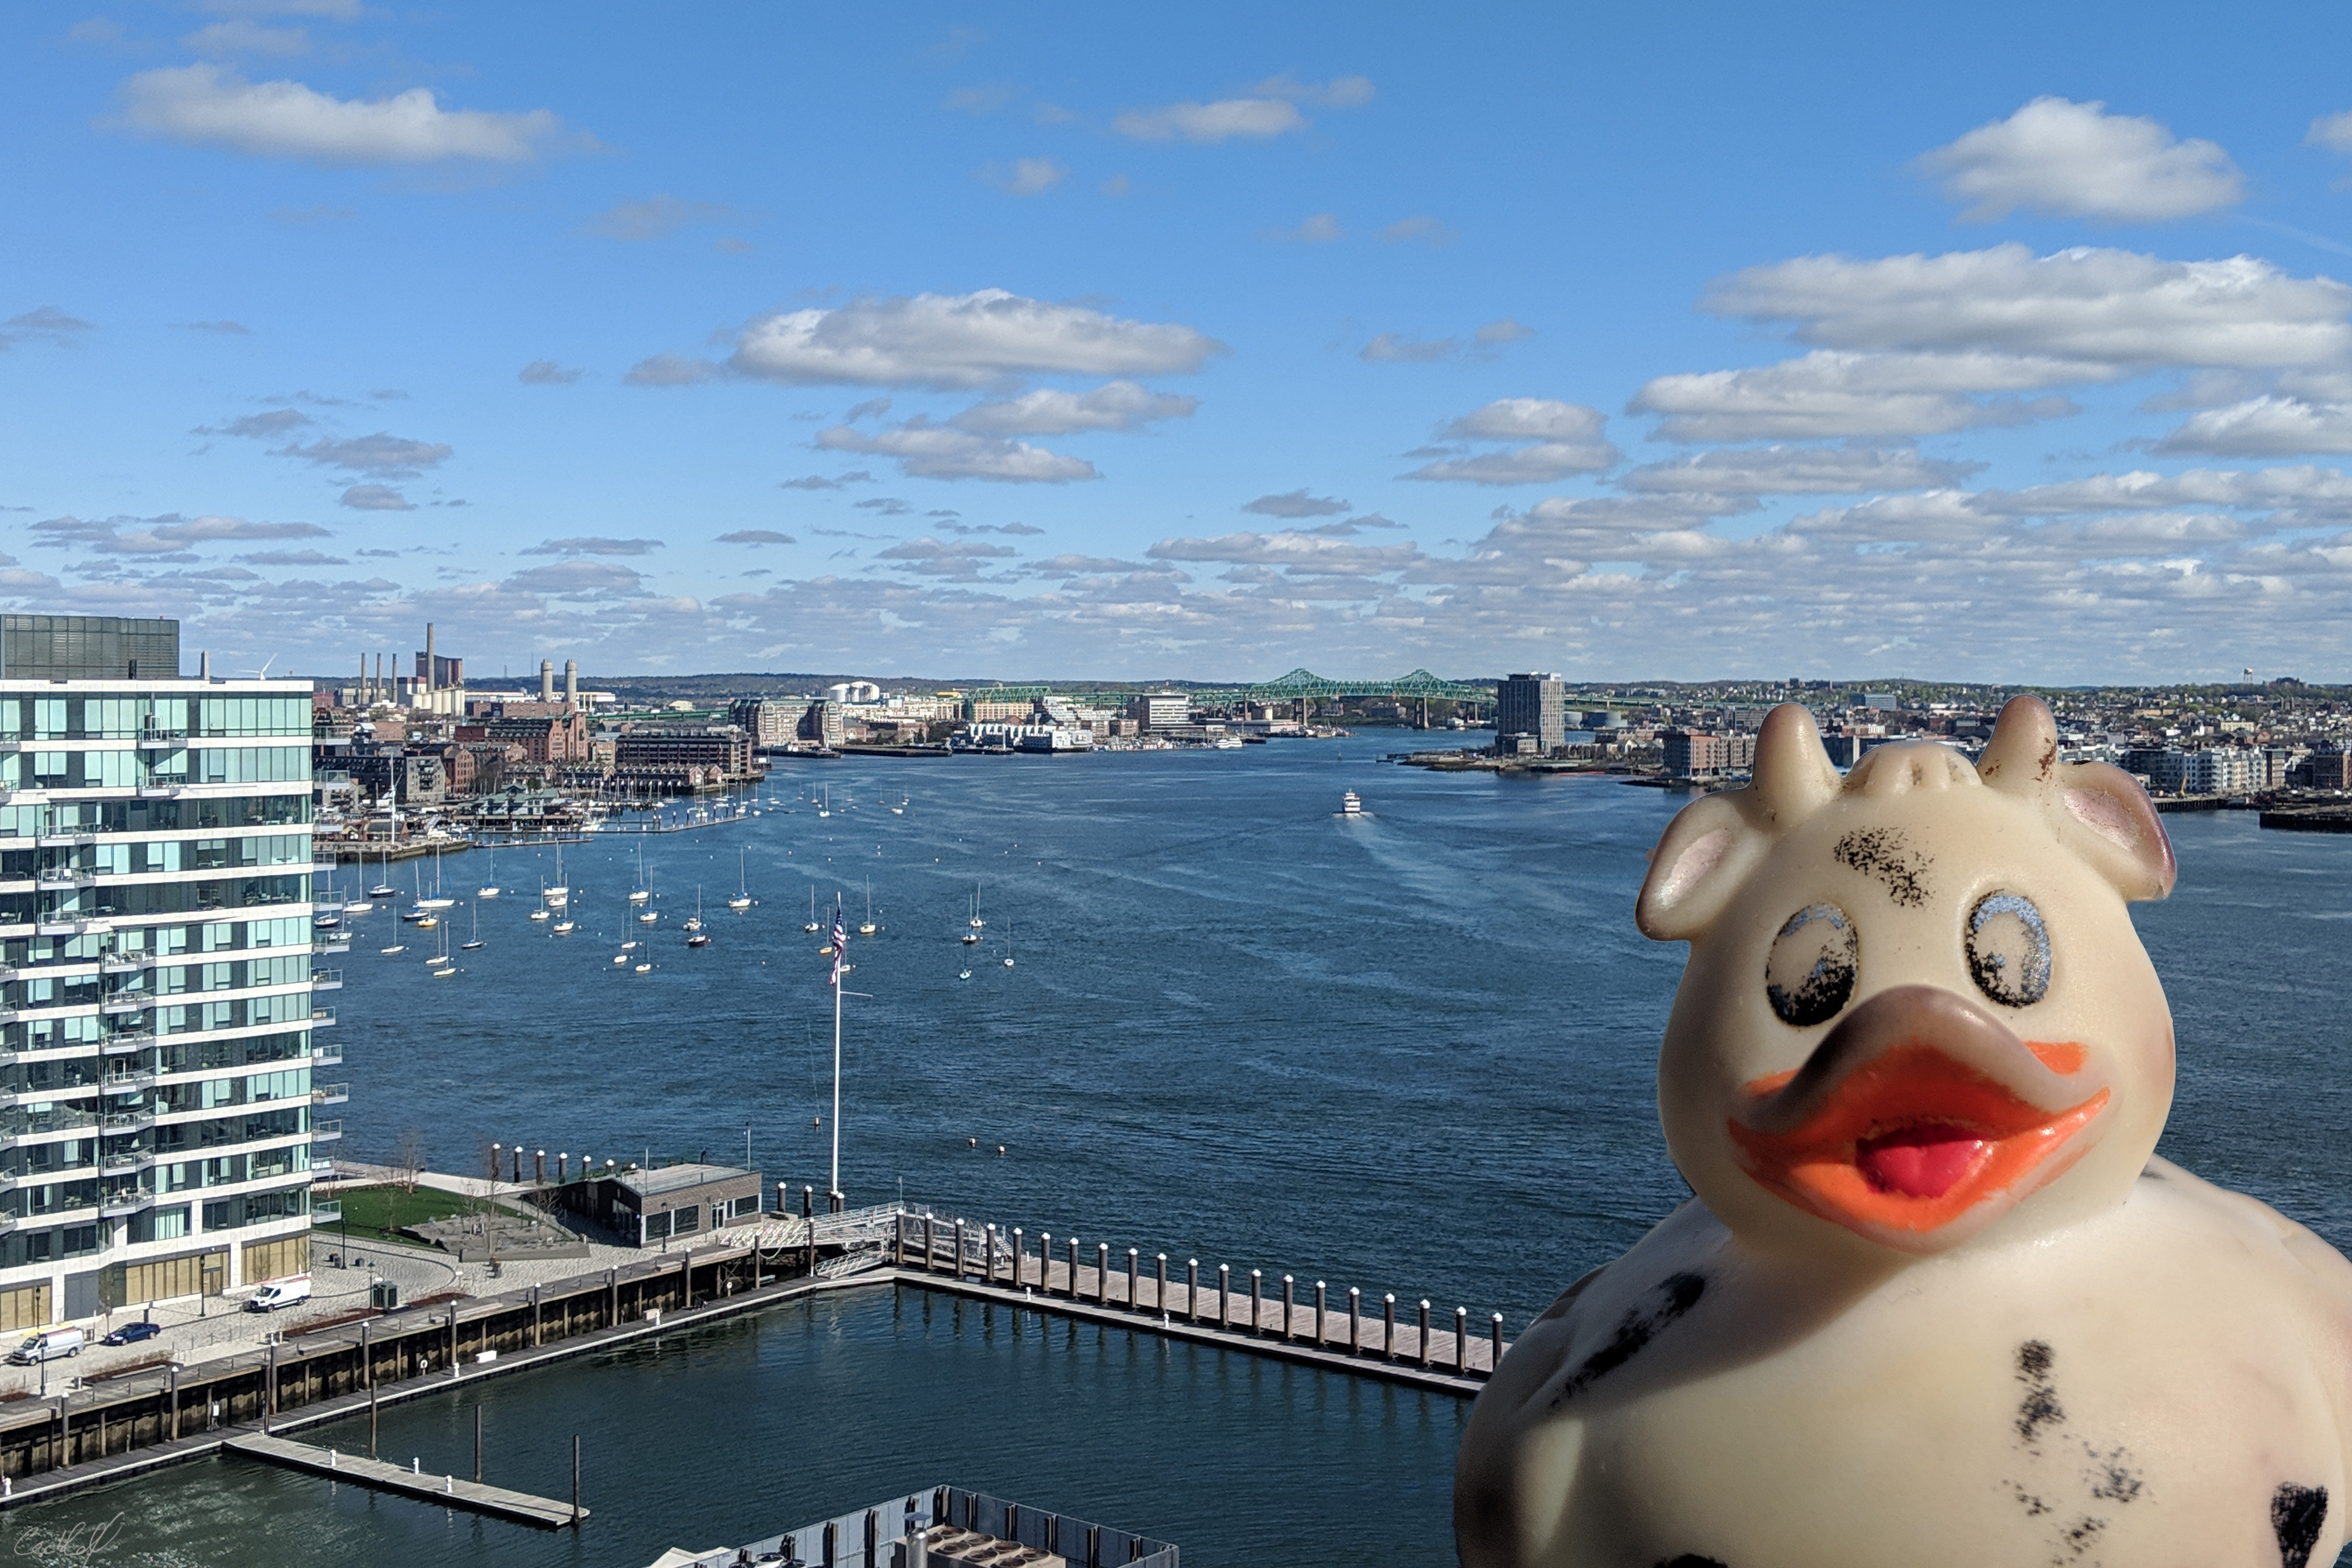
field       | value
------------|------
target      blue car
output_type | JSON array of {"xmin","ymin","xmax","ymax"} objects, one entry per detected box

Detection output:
[{"xmin": 102, "ymin": 1321, "xmax": 162, "ymax": 1347}]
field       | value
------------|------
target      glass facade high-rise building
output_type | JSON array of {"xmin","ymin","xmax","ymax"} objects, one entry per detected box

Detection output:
[
  {"xmin": 1495, "ymin": 673, "xmax": 1567, "ymax": 754},
  {"xmin": 0, "ymin": 619, "xmax": 331, "ymax": 1328}
]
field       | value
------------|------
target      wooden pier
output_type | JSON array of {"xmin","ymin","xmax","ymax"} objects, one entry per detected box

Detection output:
[
  {"xmin": 0, "ymin": 1203, "xmax": 1512, "ymax": 1514},
  {"xmin": 881, "ymin": 1213, "xmax": 1503, "ymax": 1395},
  {"xmin": 226, "ymin": 1433, "xmax": 586, "ymax": 1528}
]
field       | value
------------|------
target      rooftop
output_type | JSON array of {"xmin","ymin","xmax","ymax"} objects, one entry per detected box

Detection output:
[{"xmin": 617, "ymin": 1163, "xmax": 755, "ymax": 1199}]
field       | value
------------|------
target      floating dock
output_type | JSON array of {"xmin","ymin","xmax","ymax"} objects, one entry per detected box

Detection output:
[{"xmin": 226, "ymin": 1433, "xmax": 584, "ymax": 1528}]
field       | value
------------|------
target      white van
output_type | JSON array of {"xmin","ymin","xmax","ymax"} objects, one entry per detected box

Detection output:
[
  {"xmin": 8, "ymin": 1328, "xmax": 83, "ymax": 1364},
  {"xmin": 243, "ymin": 1275, "xmax": 312, "ymax": 1313}
]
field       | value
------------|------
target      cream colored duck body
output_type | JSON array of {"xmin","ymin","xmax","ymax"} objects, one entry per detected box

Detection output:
[{"xmin": 1456, "ymin": 698, "xmax": 2352, "ymax": 1568}]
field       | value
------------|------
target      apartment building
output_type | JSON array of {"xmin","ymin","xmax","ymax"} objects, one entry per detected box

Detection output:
[{"xmin": 0, "ymin": 615, "xmax": 331, "ymax": 1329}]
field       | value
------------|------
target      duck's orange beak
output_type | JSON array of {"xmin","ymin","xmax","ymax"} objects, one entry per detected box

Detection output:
[{"xmin": 1728, "ymin": 986, "xmax": 2108, "ymax": 1254}]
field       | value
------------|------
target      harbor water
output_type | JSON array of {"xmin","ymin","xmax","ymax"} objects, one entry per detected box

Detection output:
[{"xmin": 6, "ymin": 740, "xmax": 2351, "ymax": 1565}]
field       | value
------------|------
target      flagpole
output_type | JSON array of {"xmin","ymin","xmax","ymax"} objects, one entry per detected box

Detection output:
[{"xmin": 830, "ymin": 942, "xmax": 842, "ymax": 1209}]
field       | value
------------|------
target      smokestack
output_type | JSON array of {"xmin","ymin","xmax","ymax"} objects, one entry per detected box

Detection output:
[
  {"xmin": 373, "ymin": 653, "xmax": 383, "ymax": 705},
  {"xmin": 540, "ymin": 659, "xmax": 554, "ymax": 702},
  {"xmin": 358, "ymin": 652, "xmax": 365, "ymax": 704},
  {"xmin": 199, "ymin": 650, "xmax": 211, "ymax": 681},
  {"xmin": 564, "ymin": 660, "xmax": 578, "ymax": 708},
  {"xmin": 425, "ymin": 622, "xmax": 437, "ymax": 693}
]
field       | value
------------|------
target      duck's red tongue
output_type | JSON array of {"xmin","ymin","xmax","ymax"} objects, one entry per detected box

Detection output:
[{"xmin": 1857, "ymin": 1124, "xmax": 1989, "ymax": 1199}]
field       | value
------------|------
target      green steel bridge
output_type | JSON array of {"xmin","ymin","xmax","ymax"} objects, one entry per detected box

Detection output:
[{"xmin": 961, "ymin": 668, "xmax": 1489, "ymax": 706}]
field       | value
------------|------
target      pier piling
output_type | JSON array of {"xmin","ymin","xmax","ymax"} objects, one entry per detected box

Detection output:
[
  {"xmin": 1096, "ymin": 1244, "xmax": 1110, "ymax": 1306},
  {"xmin": 1126, "ymin": 1248, "xmax": 1139, "ymax": 1310},
  {"xmin": 1156, "ymin": 1255, "xmax": 1168, "ymax": 1320},
  {"xmin": 1218, "ymin": 1265, "xmax": 1230, "ymax": 1328},
  {"xmin": 1315, "ymin": 1282, "xmax": 1327, "ymax": 1348},
  {"xmin": 1350, "ymin": 1288, "xmax": 1361, "ymax": 1354},
  {"xmin": 1383, "ymin": 1294, "xmax": 1396, "ymax": 1361},
  {"xmin": 1419, "ymin": 1300, "xmax": 1432, "ymax": 1370},
  {"xmin": 1250, "ymin": 1271, "xmax": 1262, "ymax": 1337},
  {"xmin": 1282, "ymin": 1276, "xmax": 1294, "ymax": 1340},
  {"xmin": 1186, "ymin": 1260, "xmax": 1199, "ymax": 1323}
]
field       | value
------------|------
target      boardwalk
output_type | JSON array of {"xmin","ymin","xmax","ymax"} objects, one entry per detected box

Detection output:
[
  {"xmin": 887, "ymin": 1214, "xmax": 1505, "ymax": 1393},
  {"xmin": 226, "ymin": 1433, "xmax": 584, "ymax": 1528}
]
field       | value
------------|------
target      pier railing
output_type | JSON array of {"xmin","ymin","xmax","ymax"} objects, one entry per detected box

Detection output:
[{"xmin": 886, "ymin": 1209, "xmax": 1507, "ymax": 1383}]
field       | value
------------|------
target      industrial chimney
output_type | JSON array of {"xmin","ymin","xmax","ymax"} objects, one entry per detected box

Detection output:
[
  {"xmin": 564, "ymin": 659, "xmax": 578, "ymax": 708},
  {"xmin": 424, "ymin": 622, "xmax": 437, "ymax": 693},
  {"xmin": 540, "ymin": 659, "xmax": 555, "ymax": 703}
]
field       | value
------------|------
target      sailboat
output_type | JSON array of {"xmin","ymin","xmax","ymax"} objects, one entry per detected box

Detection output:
[
  {"xmin": 545, "ymin": 848, "xmax": 569, "ymax": 911},
  {"xmin": 890, "ymin": 795, "xmax": 907, "ymax": 816},
  {"xmin": 727, "ymin": 851, "xmax": 752, "ymax": 911},
  {"xmin": 858, "ymin": 881, "xmax": 876, "ymax": 936},
  {"xmin": 530, "ymin": 874, "xmax": 551, "ymax": 923},
  {"xmin": 428, "ymin": 919, "xmax": 453, "ymax": 970},
  {"xmin": 817, "ymin": 787, "xmax": 831, "ymax": 819},
  {"xmin": 1002, "ymin": 920, "xmax": 1014, "ymax": 969},
  {"xmin": 686, "ymin": 891, "xmax": 711, "ymax": 948},
  {"xmin": 802, "ymin": 888, "xmax": 820, "ymax": 933},
  {"xmin": 684, "ymin": 888, "xmax": 704, "ymax": 933},
  {"xmin": 368, "ymin": 840, "xmax": 397, "ymax": 900},
  {"xmin": 629, "ymin": 844, "xmax": 650, "ymax": 904},
  {"xmin": 968, "ymin": 884, "xmax": 985, "ymax": 929},
  {"xmin": 460, "ymin": 902, "xmax": 484, "ymax": 951},
  {"xmin": 477, "ymin": 846, "xmax": 500, "ymax": 900},
  {"xmin": 959, "ymin": 886, "xmax": 980, "ymax": 946},
  {"xmin": 341, "ymin": 862, "xmax": 371, "ymax": 914},
  {"xmin": 418, "ymin": 846, "xmax": 456, "ymax": 910}
]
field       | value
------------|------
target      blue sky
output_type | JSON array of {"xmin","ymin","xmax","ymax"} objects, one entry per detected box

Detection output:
[{"xmin": 10, "ymin": 3, "xmax": 2352, "ymax": 683}]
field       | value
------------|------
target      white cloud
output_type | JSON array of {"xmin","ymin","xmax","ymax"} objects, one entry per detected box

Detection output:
[
  {"xmin": 719, "ymin": 529, "xmax": 796, "ymax": 545},
  {"xmin": 583, "ymin": 195, "xmax": 729, "ymax": 240},
  {"xmin": 1630, "ymin": 350, "xmax": 2088, "ymax": 441},
  {"xmin": 518, "ymin": 360, "xmax": 582, "ymax": 385},
  {"xmin": 2310, "ymin": 111, "xmax": 2352, "ymax": 156},
  {"xmin": 522, "ymin": 537, "xmax": 663, "ymax": 556},
  {"xmin": 338, "ymin": 484, "xmax": 411, "ymax": 510},
  {"xmin": 1402, "ymin": 399, "xmax": 1620, "ymax": 484},
  {"xmin": 1916, "ymin": 97, "xmax": 2243, "ymax": 222},
  {"xmin": 1112, "ymin": 98, "xmax": 1306, "ymax": 144},
  {"xmin": 275, "ymin": 432, "xmax": 451, "ymax": 478},
  {"xmin": 1265, "ymin": 213, "xmax": 1342, "ymax": 243},
  {"xmin": 727, "ymin": 290, "xmax": 1223, "ymax": 390},
  {"xmin": 979, "ymin": 158, "xmax": 1068, "ymax": 196},
  {"xmin": 1147, "ymin": 530, "xmax": 1422, "ymax": 578},
  {"xmin": 1243, "ymin": 489, "xmax": 1350, "ymax": 519},
  {"xmin": 2154, "ymin": 396, "xmax": 2352, "ymax": 457},
  {"xmin": 1623, "ymin": 444, "xmax": 1980, "ymax": 495},
  {"xmin": 1475, "ymin": 318, "xmax": 1535, "ymax": 346},
  {"xmin": 0, "ymin": 307, "xmax": 96, "ymax": 349},
  {"xmin": 1703, "ymin": 244, "xmax": 2352, "ymax": 370},
  {"xmin": 624, "ymin": 353, "xmax": 719, "ymax": 387},
  {"xmin": 1985, "ymin": 465, "xmax": 2352, "ymax": 516},
  {"xmin": 117, "ymin": 64, "xmax": 571, "ymax": 165},
  {"xmin": 1380, "ymin": 215, "xmax": 1455, "ymax": 247},
  {"xmin": 195, "ymin": 1, "xmax": 361, "ymax": 18},
  {"xmin": 950, "ymin": 381, "xmax": 1195, "ymax": 435},
  {"xmin": 816, "ymin": 419, "xmax": 1098, "ymax": 482},
  {"xmin": 33, "ymin": 513, "xmax": 330, "ymax": 555},
  {"xmin": 876, "ymin": 537, "xmax": 1020, "ymax": 581},
  {"xmin": 505, "ymin": 559, "xmax": 643, "ymax": 598},
  {"xmin": 1360, "ymin": 332, "xmax": 1453, "ymax": 363}
]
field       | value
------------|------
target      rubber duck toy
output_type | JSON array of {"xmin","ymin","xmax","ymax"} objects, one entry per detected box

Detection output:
[{"xmin": 1457, "ymin": 697, "xmax": 2352, "ymax": 1568}]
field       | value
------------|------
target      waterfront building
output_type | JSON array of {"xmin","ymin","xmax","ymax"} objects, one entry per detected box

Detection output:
[
  {"xmin": 0, "ymin": 615, "xmax": 328, "ymax": 1328},
  {"xmin": 796, "ymin": 701, "xmax": 846, "ymax": 750},
  {"xmin": 727, "ymin": 698, "xmax": 799, "ymax": 748},
  {"xmin": 1129, "ymin": 691, "xmax": 1191, "ymax": 731},
  {"xmin": 1495, "ymin": 673, "xmax": 1566, "ymax": 755},
  {"xmin": 1661, "ymin": 730, "xmax": 1754, "ymax": 778},
  {"xmin": 557, "ymin": 1161, "xmax": 762, "ymax": 1247},
  {"xmin": 964, "ymin": 696, "xmax": 1034, "ymax": 724},
  {"xmin": 613, "ymin": 726, "xmax": 755, "ymax": 779}
]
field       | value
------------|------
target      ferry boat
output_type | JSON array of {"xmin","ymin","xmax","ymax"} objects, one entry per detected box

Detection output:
[{"xmin": 1339, "ymin": 790, "xmax": 1365, "ymax": 818}]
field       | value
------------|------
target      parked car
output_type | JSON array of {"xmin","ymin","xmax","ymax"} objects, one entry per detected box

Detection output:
[
  {"xmin": 7, "ymin": 1328, "xmax": 83, "ymax": 1364},
  {"xmin": 243, "ymin": 1275, "xmax": 312, "ymax": 1313},
  {"xmin": 102, "ymin": 1321, "xmax": 162, "ymax": 1347}
]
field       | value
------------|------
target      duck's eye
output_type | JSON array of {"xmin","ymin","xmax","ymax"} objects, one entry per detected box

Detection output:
[
  {"xmin": 1966, "ymin": 891, "xmax": 2050, "ymax": 1008},
  {"xmin": 1765, "ymin": 902, "xmax": 1857, "ymax": 1027}
]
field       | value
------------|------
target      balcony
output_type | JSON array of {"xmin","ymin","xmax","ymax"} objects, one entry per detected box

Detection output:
[
  {"xmin": 102, "ymin": 1031, "xmax": 154, "ymax": 1055},
  {"xmin": 100, "ymin": 1189, "xmax": 150, "ymax": 1218},
  {"xmin": 309, "ymin": 1007, "xmax": 337, "ymax": 1028},
  {"xmin": 310, "ymin": 1043, "xmax": 343, "ymax": 1068},
  {"xmin": 34, "ymin": 872, "xmax": 94, "ymax": 892},
  {"xmin": 310, "ymin": 1120, "xmax": 341, "ymax": 1143},
  {"xmin": 100, "ymin": 997, "xmax": 148, "ymax": 1017},
  {"xmin": 35, "ymin": 918, "xmax": 110, "ymax": 938},
  {"xmin": 310, "ymin": 1199, "xmax": 343, "ymax": 1226},
  {"xmin": 310, "ymin": 1160, "xmax": 334, "ymax": 1182},
  {"xmin": 312, "ymin": 1083, "xmax": 348, "ymax": 1107},
  {"xmin": 100, "ymin": 956, "xmax": 146, "ymax": 975},
  {"xmin": 102, "ymin": 1069, "xmax": 156, "ymax": 1093},
  {"xmin": 99, "ymin": 1150, "xmax": 143, "ymax": 1172},
  {"xmin": 312, "ymin": 937, "xmax": 351, "ymax": 956},
  {"xmin": 309, "ymin": 969, "xmax": 342, "ymax": 991},
  {"xmin": 99, "ymin": 1108, "xmax": 156, "ymax": 1133}
]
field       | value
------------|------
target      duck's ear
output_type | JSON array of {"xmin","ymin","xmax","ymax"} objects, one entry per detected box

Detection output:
[
  {"xmin": 1978, "ymin": 695, "xmax": 2175, "ymax": 901},
  {"xmin": 1637, "ymin": 705, "xmax": 1836, "ymax": 942}
]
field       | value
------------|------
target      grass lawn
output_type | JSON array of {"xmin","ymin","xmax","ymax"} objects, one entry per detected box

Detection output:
[{"xmin": 324, "ymin": 1184, "xmax": 485, "ymax": 1247}]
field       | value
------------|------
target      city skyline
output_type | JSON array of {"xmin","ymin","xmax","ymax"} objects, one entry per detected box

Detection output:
[{"xmin": 12, "ymin": 4, "xmax": 2352, "ymax": 682}]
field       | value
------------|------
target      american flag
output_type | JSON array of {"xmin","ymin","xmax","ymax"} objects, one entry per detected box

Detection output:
[{"xmin": 830, "ymin": 902, "xmax": 848, "ymax": 985}]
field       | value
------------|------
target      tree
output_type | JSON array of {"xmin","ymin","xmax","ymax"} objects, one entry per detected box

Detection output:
[{"xmin": 393, "ymin": 1128, "xmax": 428, "ymax": 1194}]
